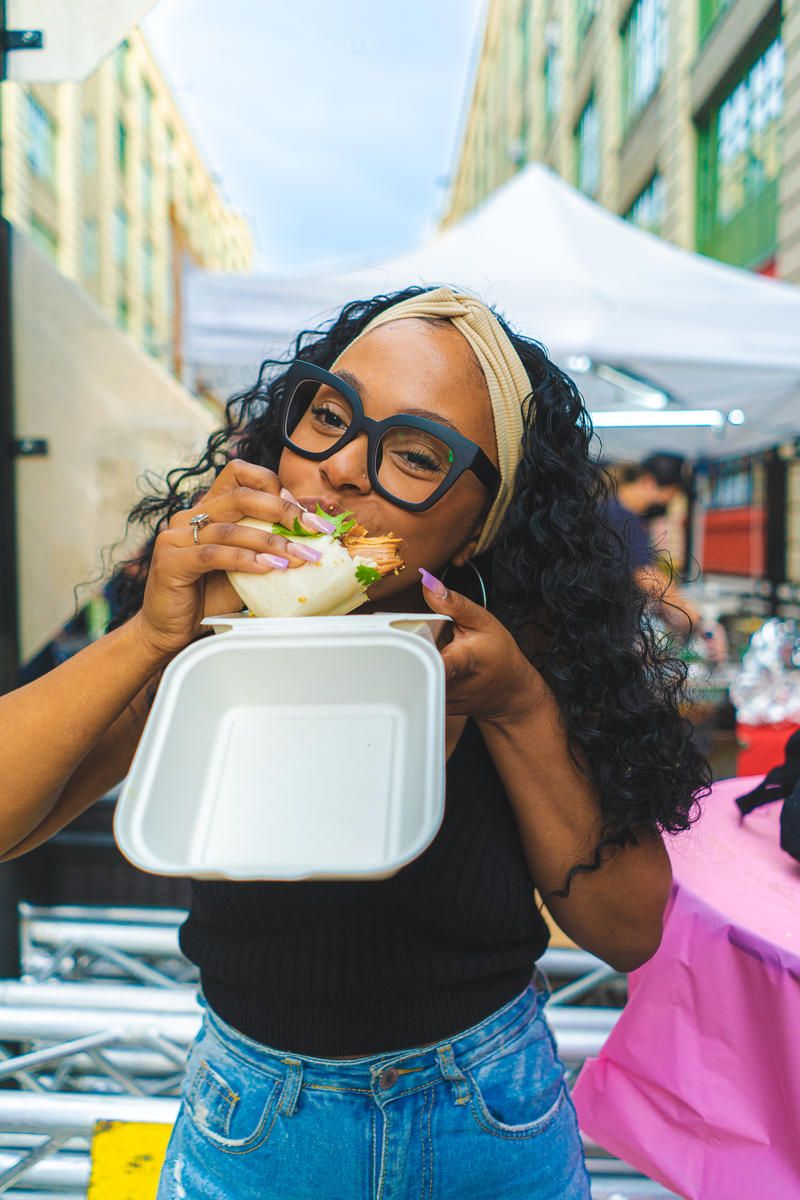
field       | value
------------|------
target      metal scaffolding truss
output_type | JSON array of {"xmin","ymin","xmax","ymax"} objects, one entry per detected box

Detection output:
[
  {"xmin": 0, "ymin": 906, "xmax": 681, "ymax": 1199},
  {"xmin": 0, "ymin": 1093, "xmax": 178, "ymax": 1196},
  {"xmin": 20, "ymin": 904, "xmax": 195, "ymax": 988}
]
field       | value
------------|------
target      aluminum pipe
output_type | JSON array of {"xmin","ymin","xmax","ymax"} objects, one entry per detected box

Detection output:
[
  {"xmin": 0, "ymin": 981, "xmax": 201, "ymax": 1013},
  {"xmin": 0, "ymin": 1092, "xmax": 179, "ymax": 1134}
]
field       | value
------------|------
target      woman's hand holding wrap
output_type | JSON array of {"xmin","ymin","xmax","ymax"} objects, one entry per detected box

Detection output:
[{"xmin": 134, "ymin": 460, "xmax": 322, "ymax": 662}]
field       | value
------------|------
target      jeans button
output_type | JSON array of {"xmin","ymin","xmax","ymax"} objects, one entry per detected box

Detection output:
[{"xmin": 379, "ymin": 1067, "xmax": 399, "ymax": 1089}]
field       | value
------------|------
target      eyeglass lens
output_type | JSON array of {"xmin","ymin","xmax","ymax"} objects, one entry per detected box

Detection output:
[{"xmin": 285, "ymin": 378, "xmax": 456, "ymax": 504}]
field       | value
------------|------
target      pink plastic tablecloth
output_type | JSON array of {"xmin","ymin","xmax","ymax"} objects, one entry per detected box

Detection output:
[{"xmin": 572, "ymin": 776, "xmax": 800, "ymax": 1200}]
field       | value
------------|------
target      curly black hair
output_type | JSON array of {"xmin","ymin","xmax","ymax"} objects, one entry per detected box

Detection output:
[{"xmin": 109, "ymin": 285, "xmax": 710, "ymax": 899}]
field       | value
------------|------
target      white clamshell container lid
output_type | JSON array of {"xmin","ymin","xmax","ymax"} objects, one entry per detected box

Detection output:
[{"xmin": 114, "ymin": 613, "xmax": 450, "ymax": 881}]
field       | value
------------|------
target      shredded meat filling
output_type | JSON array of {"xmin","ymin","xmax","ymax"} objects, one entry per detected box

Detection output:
[{"xmin": 343, "ymin": 524, "xmax": 405, "ymax": 576}]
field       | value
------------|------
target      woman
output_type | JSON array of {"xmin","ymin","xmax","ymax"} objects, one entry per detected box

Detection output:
[{"xmin": 1, "ymin": 286, "xmax": 708, "ymax": 1199}]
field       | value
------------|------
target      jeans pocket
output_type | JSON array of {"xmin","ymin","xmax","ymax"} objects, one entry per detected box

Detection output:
[
  {"xmin": 465, "ymin": 1014, "xmax": 567, "ymax": 1140},
  {"xmin": 185, "ymin": 1049, "xmax": 282, "ymax": 1156}
]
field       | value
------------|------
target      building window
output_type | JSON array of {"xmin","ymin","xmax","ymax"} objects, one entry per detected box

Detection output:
[
  {"xmin": 82, "ymin": 217, "xmax": 100, "ymax": 277},
  {"xmin": 29, "ymin": 213, "xmax": 58, "ymax": 258},
  {"xmin": 577, "ymin": 0, "xmax": 599, "ymax": 46},
  {"xmin": 26, "ymin": 94, "xmax": 56, "ymax": 183},
  {"xmin": 113, "ymin": 206, "xmax": 128, "ymax": 268},
  {"xmin": 141, "ymin": 158, "xmax": 153, "ymax": 215},
  {"xmin": 697, "ymin": 37, "xmax": 784, "ymax": 268},
  {"xmin": 144, "ymin": 320, "xmax": 157, "ymax": 355},
  {"xmin": 519, "ymin": 0, "xmax": 533, "ymax": 159},
  {"xmin": 81, "ymin": 113, "xmax": 98, "ymax": 174},
  {"xmin": 543, "ymin": 26, "xmax": 561, "ymax": 133},
  {"xmin": 141, "ymin": 240, "xmax": 154, "ymax": 296},
  {"xmin": 141, "ymin": 79, "xmax": 154, "ymax": 136},
  {"xmin": 699, "ymin": 0, "xmax": 734, "ymax": 44},
  {"xmin": 622, "ymin": 0, "xmax": 668, "ymax": 129},
  {"xmin": 717, "ymin": 40, "xmax": 783, "ymax": 222},
  {"xmin": 116, "ymin": 296, "xmax": 129, "ymax": 329},
  {"xmin": 575, "ymin": 94, "xmax": 601, "ymax": 198},
  {"xmin": 116, "ymin": 118, "xmax": 127, "ymax": 174},
  {"xmin": 114, "ymin": 40, "xmax": 129, "ymax": 93},
  {"xmin": 625, "ymin": 173, "xmax": 666, "ymax": 233},
  {"xmin": 165, "ymin": 124, "xmax": 177, "ymax": 199}
]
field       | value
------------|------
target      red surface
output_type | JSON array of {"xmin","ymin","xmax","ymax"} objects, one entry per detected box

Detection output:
[
  {"xmin": 701, "ymin": 506, "xmax": 765, "ymax": 575},
  {"xmin": 736, "ymin": 721, "xmax": 800, "ymax": 775},
  {"xmin": 756, "ymin": 257, "xmax": 777, "ymax": 277}
]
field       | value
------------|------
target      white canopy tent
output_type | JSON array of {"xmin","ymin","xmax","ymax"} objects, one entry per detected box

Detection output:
[{"xmin": 184, "ymin": 164, "xmax": 800, "ymax": 460}]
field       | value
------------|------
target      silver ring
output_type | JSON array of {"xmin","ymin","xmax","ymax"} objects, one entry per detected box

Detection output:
[{"xmin": 189, "ymin": 512, "xmax": 211, "ymax": 545}]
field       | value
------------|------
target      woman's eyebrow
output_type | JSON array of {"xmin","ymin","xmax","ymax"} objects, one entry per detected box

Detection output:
[
  {"xmin": 333, "ymin": 370, "xmax": 458, "ymax": 431},
  {"xmin": 334, "ymin": 368, "xmax": 365, "ymax": 395},
  {"xmin": 402, "ymin": 407, "xmax": 459, "ymax": 431}
]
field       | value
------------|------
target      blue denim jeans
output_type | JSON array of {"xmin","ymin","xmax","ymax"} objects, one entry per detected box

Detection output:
[{"xmin": 156, "ymin": 973, "xmax": 591, "ymax": 1199}]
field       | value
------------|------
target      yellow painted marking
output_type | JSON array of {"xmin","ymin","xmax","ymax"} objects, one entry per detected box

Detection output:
[{"xmin": 88, "ymin": 1122, "xmax": 173, "ymax": 1199}]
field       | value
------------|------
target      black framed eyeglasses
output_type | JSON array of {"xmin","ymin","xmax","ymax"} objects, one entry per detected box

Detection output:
[{"xmin": 279, "ymin": 361, "xmax": 501, "ymax": 512}]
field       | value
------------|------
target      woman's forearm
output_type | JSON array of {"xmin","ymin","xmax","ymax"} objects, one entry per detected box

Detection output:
[
  {"xmin": 479, "ymin": 690, "xmax": 673, "ymax": 972},
  {"xmin": 0, "ymin": 614, "xmax": 170, "ymax": 854}
]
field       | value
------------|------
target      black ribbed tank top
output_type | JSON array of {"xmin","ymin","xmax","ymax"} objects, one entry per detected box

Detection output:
[{"xmin": 179, "ymin": 717, "xmax": 550, "ymax": 1056}]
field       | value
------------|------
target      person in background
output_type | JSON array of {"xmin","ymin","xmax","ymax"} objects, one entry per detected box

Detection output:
[{"xmin": 608, "ymin": 452, "xmax": 726, "ymax": 659}]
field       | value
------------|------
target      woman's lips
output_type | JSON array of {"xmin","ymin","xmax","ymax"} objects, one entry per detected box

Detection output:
[
  {"xmin": 297, "ymin": 495, "xmax": 349, "ymax": 516},
  {"xmin": 296, "ymin": 496, "xmax": 402, "ymax": 550}
]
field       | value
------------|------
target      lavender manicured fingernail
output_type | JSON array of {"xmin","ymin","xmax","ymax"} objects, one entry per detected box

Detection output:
[
  {"xmin": 288, "ymin": 542, "xmax": 322, "ymax": 563},
  {"xmin": 301, "ymin": 510, "xmax": 336, "ymax": 534},
  {"xmin": 280, "ymin": 487, "xmax": 304, "ymax": 508},
  {"xmin": 256, "ymin": 553, "xmax": 289, "ymax": 569},
  {"xmin": 419, "ymin": 568, "xmax": 447, "ymax": 598}
]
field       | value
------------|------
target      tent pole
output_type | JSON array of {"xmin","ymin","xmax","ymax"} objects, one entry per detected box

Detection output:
[
  {"xmin": 685, "ymin": 466, "xmax": 697, "ymax": 584},
  {"xmin": 764, "ymin": 450, "xmax": 787, "ymax": 618},
  {"xmin": 0, "ymin": 0, "xmax": 24, "ymax": 978},
  {"xmin": 0, "ymin": 0, "xmax": 20, "ymax": 697}
]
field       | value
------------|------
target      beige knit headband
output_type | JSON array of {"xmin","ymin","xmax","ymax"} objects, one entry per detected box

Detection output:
[{"xmin": 332, "ymin": 286, "xmax": 532, "ymax": 555}]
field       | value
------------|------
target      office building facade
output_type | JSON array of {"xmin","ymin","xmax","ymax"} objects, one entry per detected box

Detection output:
[
  {"xmin": 1, "ymin": 28, "xmax": 253, "ymax": 374},
  {"xmin": 446, "ymin": 0, "xmax": 800, "ymax": 282}
]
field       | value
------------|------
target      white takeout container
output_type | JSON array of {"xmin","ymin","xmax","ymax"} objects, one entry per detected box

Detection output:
[{"xmin": 114, "ymin": 613, "xmax": 450, "ymax": 881}]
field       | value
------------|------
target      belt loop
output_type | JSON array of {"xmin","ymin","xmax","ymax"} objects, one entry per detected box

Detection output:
[
  {"xmin": 435, "ymin": 1044, "xmax": 471, "ymax": 1106},
  {"xmin": 278, "ymin": 1057, "xmax": 303, "ymax": 1117},
  {"xmin": 533, "ymin": 964, "xmax": 552, "ymax": 1004}
]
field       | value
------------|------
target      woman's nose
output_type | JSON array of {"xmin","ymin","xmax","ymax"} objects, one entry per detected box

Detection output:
[{"xmin": 320, "ymin": 435, "xmax": 371, "ymax": 494}]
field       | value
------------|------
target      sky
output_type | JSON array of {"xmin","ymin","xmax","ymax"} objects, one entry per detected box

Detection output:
[{"xmin": 142, "ymin": 0, "xmax": 486, "ymax": 274}]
